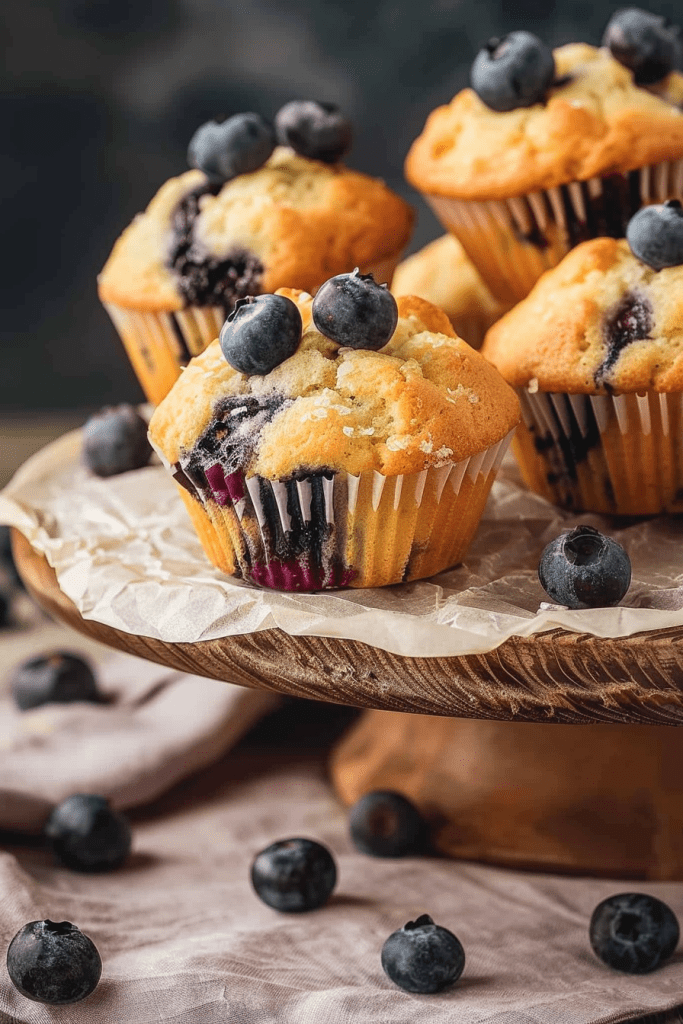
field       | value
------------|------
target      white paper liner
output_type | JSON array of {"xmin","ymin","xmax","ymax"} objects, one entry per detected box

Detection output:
[
  {"xmin": 179, "ymin": 433, "xmax": 511, "ymax": 589},
  {"xmin": 518, "ymin": 389, "xmax": 683, "ymax": 515},
  {"xmin": 3, "ymin": 427, "xmax": 683, "ymax": 657},
  {"xmin": 426, "ymin": 156, "xmax": 683, "ymax": 304}
]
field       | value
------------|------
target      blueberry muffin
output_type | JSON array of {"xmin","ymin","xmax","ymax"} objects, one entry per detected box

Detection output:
[
  {"xmin": 99, "ymin": 105, "xmax": 414, "ymax": 405},
  {"xmin": 481, "ymin": 201, "xmax": 683, "ymax": 515},
  {"xmin": 391, "ymin": 234, "xmax": 510, "ymax": 347},
  {"xmin": 406, "ymin": 13, "xmax": 683, "ymax": 304},
  {"xmin": 148, "ymin": 276, "xmax": 520, "ymax": 590}
]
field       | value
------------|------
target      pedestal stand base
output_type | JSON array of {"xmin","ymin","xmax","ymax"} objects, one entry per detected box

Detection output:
[{"xmin": 331, "ymin": 712, "xmax": 683, "ymax": 879}]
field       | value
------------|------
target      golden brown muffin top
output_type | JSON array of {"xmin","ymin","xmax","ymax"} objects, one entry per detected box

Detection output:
[
  {"xmin": 98, "ymin": 148, "xmax": 414, "ymax": 312},
  {"xmin": 481, "ymin": 236, "xmax": 683, "ymax": 394},
  {"xmin": 149, "ymin": 291, "xmax": 520, "ymax": 479},
  {"xmin": 391, "ymin": 234, "xmax": 510, "ymax": 327},
  {"xmin": 405, "ymin": 44, "xmax": 683, "ymax": 200}
]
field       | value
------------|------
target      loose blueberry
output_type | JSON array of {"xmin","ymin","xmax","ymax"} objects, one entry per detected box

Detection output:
[
  {"xmin": 219, "ymin": 293, "xmax": 302, "ymax": 375},
  {"xmin": 82, "ymin": 404, "xmax": 152, "ymax": 478},
  {"xmin": 538, "ymin": 526, "xmax": 631, "ymax": 609},
  {"xmin": 250, "ymin": 837, "xmax": 337, "ymax": 912},
  {"xmin": 626, "ymin": 201, "xmax": 683, "ymax": 271},
  {"xmin": 590, "ymin": 893, "xmax": 679, "ymax": 973},
  {"xmin": 470, "ymin": 31, "xmax": 555, "ymax": 112},
  {"xmin": 7, "ymin": 920, "xmax": 102, "ymax": 1004},
  {"xmin": 312, "ymin": 270, "xmax": 398, "ymax": 350},
  {"xmin": 381, "ymin": 914, "xmax": 465, "ymax": 994},
  {"xmin": 349, "ymin": 790, "xmax": 426, "ymax": 857},
  {"xmin": 9, "ymin": 652, "xmax": 101, "ymax": 711},
  {"xmin": 188, "ymin": 112, "xmax": 275, "ymax": 184},
  {"xmin": 274, "ymin": 100, "xmax": 352, "ymax": 163},
  {"xmin": 45, "ymin": 794, "xmax": 132, "ymax": 873},
  {"xmin": 603, "ymin": 8, "xmax": 681, "ymax": 85}
]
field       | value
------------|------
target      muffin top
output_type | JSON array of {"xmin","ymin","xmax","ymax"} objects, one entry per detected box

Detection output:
[
  {"xmin": 391, "ymin": 234, "xmax": 509, "ymax": 331},
  {"xmin": 98, "ymin": 148, "xmax": 414, "ymax": 313},
  {"xmin": 405, "ymin": 44, "xmax": 683, "ymax": 200},
  {"xmin": 149, "ymin": 290, "xmax": 520, "ymax": 480},
  {"xmin": 481, "ymin": 236, "xmax": 683, "ymax": 394}
]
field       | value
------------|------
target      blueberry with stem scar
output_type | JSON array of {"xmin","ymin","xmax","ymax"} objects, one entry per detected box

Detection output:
[
  {"xmin": 312, "ymin": 270, "xmax": 398, "ymax": 350},
  {"xmin": 7, "ymin": 920, "xmax": 102, "ymax": 1004},
  {"xmin": 470, "ymin": 31, "xmax": 555, "ymax": 112},
  {"xmin": 538, "ymin": 526, "xmax": 631, "ymax": 609},
  {"xmin": 219, "ymin": 294, "xmax": 302, "ymax": 375},
  {"xmin": 381, "ymin": 914, "xmax": 466, "ymax": 993},
  {"xmin": 590, "ymin": 893, "xmax": 680, "ymax": 973}
]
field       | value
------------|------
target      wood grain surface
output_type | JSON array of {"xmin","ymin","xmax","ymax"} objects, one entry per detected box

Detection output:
[{"xmin": 13, "ymin": 529, "xmax": 683, "ymax": 725}]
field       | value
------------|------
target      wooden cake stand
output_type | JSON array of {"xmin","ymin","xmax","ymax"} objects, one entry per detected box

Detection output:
[{"xmin": 12, "ymin": 528, "xmax": 683, "ymax": 880}]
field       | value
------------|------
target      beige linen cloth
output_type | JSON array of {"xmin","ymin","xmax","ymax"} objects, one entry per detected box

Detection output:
[{"xmin": 0, "ymin": 624, "xmax": 681, "ymax": 1023}]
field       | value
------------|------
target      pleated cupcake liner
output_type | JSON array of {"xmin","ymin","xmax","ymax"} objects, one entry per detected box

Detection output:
[
  {"xmin": 449, "ymin": 311, "xmax": 504, "ymax": 350},
  {"xmin": 425, "ymin": 157, "xmax": 683, "ymax": 305},
  {"xmin": 102, "ymin": 252, "xmax": 405, "ymax": 407},
  {"xmin": 515, "ymin": 389, "xmax": 683, "ymax": 516},
  {"xmin": 156, "ymin": 430, "xmax": 515, "ymax": 591}
]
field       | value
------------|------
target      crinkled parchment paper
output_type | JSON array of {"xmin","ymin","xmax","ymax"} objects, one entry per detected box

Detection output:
[{"xmin": 1, "ymin": 426, "xmax": 683, "ymax": 657}]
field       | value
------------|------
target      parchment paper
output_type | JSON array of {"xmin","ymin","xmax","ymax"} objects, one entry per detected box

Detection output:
[{"xmin": 1, "ymin": 426, "xmax": 683, "ymax": 657}]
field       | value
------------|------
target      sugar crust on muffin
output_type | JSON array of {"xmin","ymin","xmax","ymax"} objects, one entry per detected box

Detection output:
[
  {"xmin": 481, "ymin": 236, "xmax": 683, "ymax": 394},
  {"xmin": 149, "ymin": 291, "xmax": 520, "ymax": 480},
  {"xmin": 99, "ymin": 148, "xmax": 414, "ymax": 312},
  {"xmin": 406, "ymin": 44, "xmax": 683, "ymax": 200}
]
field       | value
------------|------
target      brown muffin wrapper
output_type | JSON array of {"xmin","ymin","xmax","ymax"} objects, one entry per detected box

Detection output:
[
  {"xmin": 159, "ymin": 431, "xmax": 514, "ymax": 591},
  {"xmin": 102, "ymin": 253, "xmax": 405, "ymax": 407},
  {"xmin": 515, "ymin": 389, "xmax": 683, "ymax": 516},
  {"xmin": 449, "ymin": 312, "xmax": 500, "ymax": 350},
  {"xmin": 425, "ymin": 157, "xmax": 683, "ymax": 305}
]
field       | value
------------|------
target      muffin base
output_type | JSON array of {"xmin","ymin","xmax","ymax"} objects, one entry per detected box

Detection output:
[
  {"xmin": 103, "ymin": 253, "xmax": 405, "ymax": 406},
  {"xmin": 426, "ymin": 157, "xmax": 683, "ymax": 305},
  {"xmin": 170, "ymin": 431, "xmax": 514, "ymax": 591},
  {"xmin": 515, "ymin": 389, "xmax": 683, "ymax": 516}
]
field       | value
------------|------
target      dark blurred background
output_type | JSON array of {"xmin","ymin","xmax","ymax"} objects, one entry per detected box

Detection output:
[{"xmin": 2, "ymin": 0, "xmax": 682, "ymax": 413}]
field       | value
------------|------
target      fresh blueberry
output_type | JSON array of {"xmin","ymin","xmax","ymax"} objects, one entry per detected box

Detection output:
[
  {"xmin": 312, "ymin": 270, "xmax": 398, "ymax": 350},
  {"xmin": 7, "ymin": 920, "xmax": 102, "ymax": 1004},
  {"xmin": 590, "ymin": 893, "xmax": 679, "ymax": 973},
  {"xmin": 9, "ymin": 652, "xmax": 101, "ymax": 711},
  {"xmin": 188, "ymin": 112, "xmax": 275, "ymax": 184},
  {"xmin": 381, "ymin": 914, "xmax": 465, "ymax": 994},
  {"xmin": 603, "ymin": 9, "xmax": 681, "ymax": 85},
  {"xmin": 45, "ymin": 794, "xmax": 132, "ymax": 873},
  {"xmin": 82, "ymin": 404, "xmax": 152, "ymax": 478},
  {"xmin": 538, "ymin": 526, "xmax": 631, "ymax": 609},
  {"xmin": 250, "ymin": 837, "xmax": 337, "ymax": 912},
  {"xmin": 349, "ymin": 790, "xmax": 426, "ymax": 857},
  {"xmin": 470, "ymin": 32, "xmax": 556, "ymax": 112},
  {"xmin": 274, "ymin": 100, "xmax": 352, "ymax": 163},
  {"xmin": 626, "ymin": 201, "xmax": 683, "ymax": 271},
  {"xmin": 220, "ymin": 293, "xmax": 302, "ymax": 375}
]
